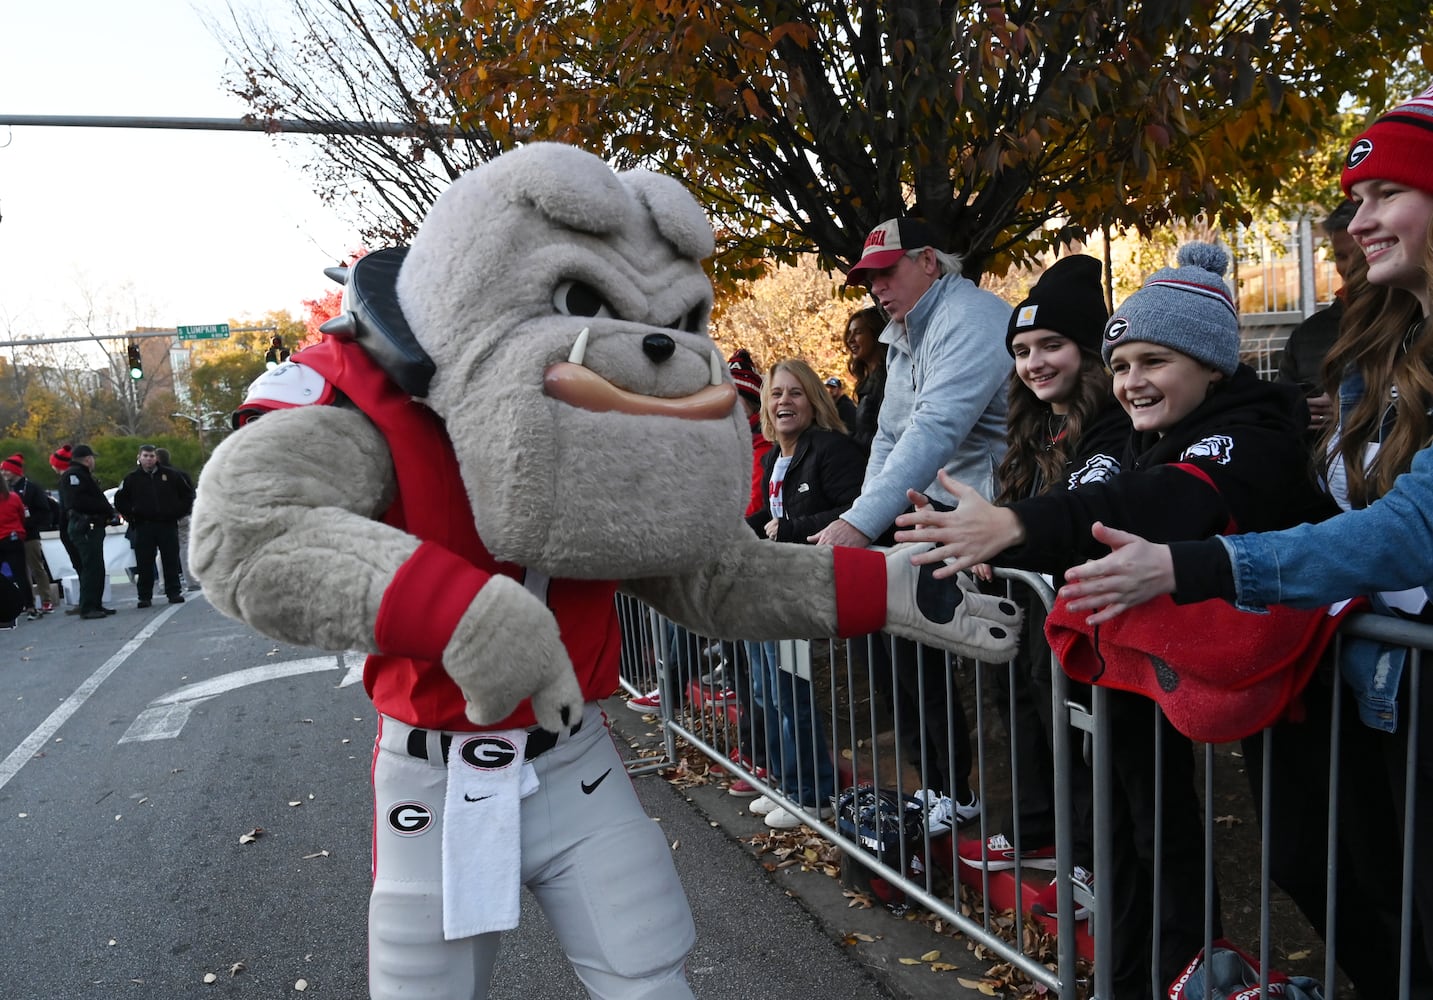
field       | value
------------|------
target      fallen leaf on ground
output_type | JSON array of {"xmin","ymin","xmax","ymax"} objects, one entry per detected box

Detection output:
[
  {"xmin": 920, "ymin": 949, "xmax": 941, "ymax": 962},
  {"xmin": 294, "ymin": 979, "xmax": 308, "ymax": 991},
  {"xmin": 203, "ymin": 972, "xmax": 217, "ymax": 984},
  {"xmin": 302, "ymin": 850, "xmax": 330, "ymax": 859},
  {"xmin": 239, "ymin": 827, "xmax": 264, "ymax": 845}
]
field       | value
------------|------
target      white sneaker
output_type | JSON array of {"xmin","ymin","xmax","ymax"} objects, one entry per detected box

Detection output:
[
  {"xmin": 749, "ymin": 795, "xmax": 782, "ymax": 816},
  {"xmin": 953, "ymin": 790, "xmax": 981, "ymax": 824},
  {"xmin": 916, "ymin": 789, "xmax": 955, "ymax": 835},
  {"xmin": 764, "ymin": 804, "xmax": 835, "ymax": 830}
]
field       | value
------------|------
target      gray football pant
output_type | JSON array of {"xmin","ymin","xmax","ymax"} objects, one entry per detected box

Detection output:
[{"xmin": 369, "ymin": 704, "xmax": 696, "ymax": 1000}]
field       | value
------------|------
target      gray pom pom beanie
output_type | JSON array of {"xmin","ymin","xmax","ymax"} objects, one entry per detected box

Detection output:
[{"xmin": 1101, "ymin": 242, "xmax": 1241, "ymax": 376}]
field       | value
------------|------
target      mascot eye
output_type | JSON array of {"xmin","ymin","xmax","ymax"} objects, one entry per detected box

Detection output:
[
  {"xmin": 677, "ymin": 304, "xmax": 706, "ymax": 334},
  {"xmin": 553, "ymin": 281, "xmax": 615, "ymax": 319}
]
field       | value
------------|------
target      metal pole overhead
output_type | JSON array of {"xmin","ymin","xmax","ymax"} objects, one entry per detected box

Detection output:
[{"xmin": 0, "ymin": 113, "xmax": 489, "ymax": 141}]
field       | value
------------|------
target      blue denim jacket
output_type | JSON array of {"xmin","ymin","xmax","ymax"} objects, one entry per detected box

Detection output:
[{"xmin": 1218, "ymin": 370, "xmax": 1431, "ymax": 732}]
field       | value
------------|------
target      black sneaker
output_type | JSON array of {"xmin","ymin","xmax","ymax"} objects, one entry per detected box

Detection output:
[
  {"xmin": 80, "ymin": 610, "xmax": 107, "ymax": 620},
  {"xmin": 167, "ymin": 595, "xmax": 186, "ymax": 604},
  {"xmin": 137, "ymin": 600, "xmax": 152, "ymax": 609},
  {"xmin": 100, "ymin": 607, "xmax": 118, "ymax": 616}
]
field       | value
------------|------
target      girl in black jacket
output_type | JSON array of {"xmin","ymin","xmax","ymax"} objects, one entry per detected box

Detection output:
[{"xmin": 957, "ymin": 256, "xmax": 1128, "ymax": 924}]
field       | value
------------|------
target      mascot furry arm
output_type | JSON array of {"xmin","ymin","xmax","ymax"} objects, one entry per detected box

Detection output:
[{"xmin": 190, "ymin": 143, "xmax": 1020, "ymax": 735}]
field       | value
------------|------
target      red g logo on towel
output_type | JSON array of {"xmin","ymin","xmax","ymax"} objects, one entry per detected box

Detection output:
[{"xmin": 459, "ymin": 735, "xmax": 519, "ymax": 770}]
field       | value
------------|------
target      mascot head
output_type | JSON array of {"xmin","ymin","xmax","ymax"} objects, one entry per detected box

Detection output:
[{"xmin": 365, "ymin": 143, "xmax": 749, "ymax": 577}]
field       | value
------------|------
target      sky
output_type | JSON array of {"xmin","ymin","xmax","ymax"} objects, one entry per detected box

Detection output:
[{"xmin": 0, "ymin": 0, "xmax": 365, "ymax": 344}]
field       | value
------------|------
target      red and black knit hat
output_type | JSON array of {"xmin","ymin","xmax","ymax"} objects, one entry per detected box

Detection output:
[
  {"xmin": 49, "ymin": 444, "xmax": 73, "ymax": 473},
  {"xmin": 1342, "ymin": 83, "xmax": 1433, "ymax": 196},
  {"xmin": 0, "ymin": 454, "xmax": 22, "ymax": 476},
  {"xmin": 727, "ymin": 349, "xmax": 763, "ymax": 405}
]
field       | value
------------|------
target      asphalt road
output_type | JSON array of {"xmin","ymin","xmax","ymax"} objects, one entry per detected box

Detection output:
[{"xmin": 0, "ymin": 591, "xmax": 921, "ymax": 1000}]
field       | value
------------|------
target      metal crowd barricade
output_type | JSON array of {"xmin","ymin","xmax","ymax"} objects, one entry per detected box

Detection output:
[{"xmin": 613, "ymin": 578, "xmax": 1430, "ymax": 1000}]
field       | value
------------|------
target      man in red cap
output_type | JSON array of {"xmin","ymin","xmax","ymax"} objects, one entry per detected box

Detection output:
[
  {"xmin": 0, "ymin": 454, "xmax": 58, "ymax": 617},
  {"xmin": 811, "ymin": 216, "xmax": 1014, "ymax": 828}
]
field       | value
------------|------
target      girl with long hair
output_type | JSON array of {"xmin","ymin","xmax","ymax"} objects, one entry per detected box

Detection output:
[
  {"xmin": 844, "ymin": 306, "xmax": 887, "ymax": 454},
  {"xmin": 957, "ymin": 256, "xmax": 1127, "ymax": 925}
]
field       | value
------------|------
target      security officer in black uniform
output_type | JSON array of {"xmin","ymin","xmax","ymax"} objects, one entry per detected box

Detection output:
[
  {"xmin": 114, "ymin": 444, "xmax": 195, "ymax": 609},
  {"xmin": 58, "ymin": 444, "xmax": 118, "ymax": 620}
]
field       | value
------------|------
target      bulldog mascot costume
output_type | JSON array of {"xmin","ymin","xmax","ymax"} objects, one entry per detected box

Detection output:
[{"xmin": 190, "ymin": 143, "xmax": 1020, "ymax": 1000}]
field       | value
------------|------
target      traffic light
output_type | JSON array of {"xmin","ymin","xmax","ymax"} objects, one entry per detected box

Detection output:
[
  {"xmin": 265, "ymin": 336, "xmax": 291, "ymax": 369},
  {"xmin": 127, "ymin": 342, "xmax": 144, "ymax": 380}
]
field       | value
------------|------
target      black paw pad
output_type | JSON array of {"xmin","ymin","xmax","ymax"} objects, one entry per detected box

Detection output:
[{"xmin": 915, "ymin": 564, "xmax": 961, "ymax": 624}]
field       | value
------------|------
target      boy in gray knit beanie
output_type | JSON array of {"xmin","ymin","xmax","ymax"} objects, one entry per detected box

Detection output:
[{"xmin": 1101, "ymin": 242, "xmax": 1240, "ymax": 376}]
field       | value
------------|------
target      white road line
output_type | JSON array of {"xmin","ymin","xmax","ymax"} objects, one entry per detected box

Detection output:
[
  {"xmin": 340, "ymin": 650, "xmax": 366, "ymax": 688},
  {"xmin": 119, "ymin": 655, "xmax": 342, "ymax": 742},
  {"xmin": 0, "ymin": 604, "xmax": 184, "ymax": 794}
]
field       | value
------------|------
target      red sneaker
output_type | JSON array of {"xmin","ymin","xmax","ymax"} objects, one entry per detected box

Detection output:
[
  {"xmin": 727, "ymin": 778, "xmax": 763, "ymax": 797},
  {"xmin": 956, "ymin": 833, "xmax": 1058, "ymax": 872},
  {"xmin": 625, "ymin": 689, "xmax": 661, "ymax": 713}
]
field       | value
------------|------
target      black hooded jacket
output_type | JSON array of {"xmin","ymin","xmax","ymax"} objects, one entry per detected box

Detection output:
[{"xmin": 997, "ymin": 365, "xmax": 1338, "ymax": 574}]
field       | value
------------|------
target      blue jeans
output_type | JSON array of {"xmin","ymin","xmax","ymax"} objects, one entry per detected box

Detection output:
[{"xmin": 744, "ymin": 641, "xmax": 835, "ymax": 808}]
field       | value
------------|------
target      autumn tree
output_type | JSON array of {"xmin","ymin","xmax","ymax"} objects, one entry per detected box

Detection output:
[
  {"xmin": 422, "ymin": 3, "xmax": 1432, "ymax": 286},
  {"xmin": 217, "ymin": 1, "xmax": 1429, "ymax": 295},
  {"xmin": 209, "ymin": 0, "xmax": 503, "ymax": 245}
]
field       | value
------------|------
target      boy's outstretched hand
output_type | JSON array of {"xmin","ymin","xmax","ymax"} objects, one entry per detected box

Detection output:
[{"xmin": 1059, "ymin": 522, "xmax": 1176, "ymax": 625}]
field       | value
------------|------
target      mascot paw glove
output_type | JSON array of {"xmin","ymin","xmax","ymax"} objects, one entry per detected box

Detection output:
[
  {"xmin": 883, "ymin": 543, "xmax": 1022, "ymax": 662},
  {"xmin": 442, "ymin": 575, "xmax": 585, "ymax": 733}
]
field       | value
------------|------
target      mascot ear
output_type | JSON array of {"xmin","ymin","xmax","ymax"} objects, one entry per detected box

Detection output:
[
  {"xmin": 621, "ymin": 169, "xmax": 716, "ymax": 262},
  {"xmin": 481, "ymin": 142, "xmax": 631, "ymax": 237}
]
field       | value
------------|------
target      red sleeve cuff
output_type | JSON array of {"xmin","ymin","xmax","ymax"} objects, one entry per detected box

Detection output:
[
  {"xmin": 833, "ymin": 546, "xmax": 887, "ymax": 637},
  {"xmin": 375, "ymin": 541, "xmax": 492, "ymax": 661}
]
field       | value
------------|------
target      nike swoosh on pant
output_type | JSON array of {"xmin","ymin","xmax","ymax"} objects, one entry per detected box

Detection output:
[
  {"xmin": 464, "ymin": 794, "xmax": 492, "ymax": 803},
  {"xmin": 581, "ymin": 768, "xmax": 613, "ymax": 795}
]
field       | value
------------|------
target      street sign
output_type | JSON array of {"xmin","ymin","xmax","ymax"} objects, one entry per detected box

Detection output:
[{"xmin": 176, "ymin": 323, "xmax": 231, "ymax": 341}]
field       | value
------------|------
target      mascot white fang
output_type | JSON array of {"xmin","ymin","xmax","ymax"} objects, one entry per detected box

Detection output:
[{"xmin": 190, "ymin": 142, "xmax": 1021, "ymax": 1000}]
